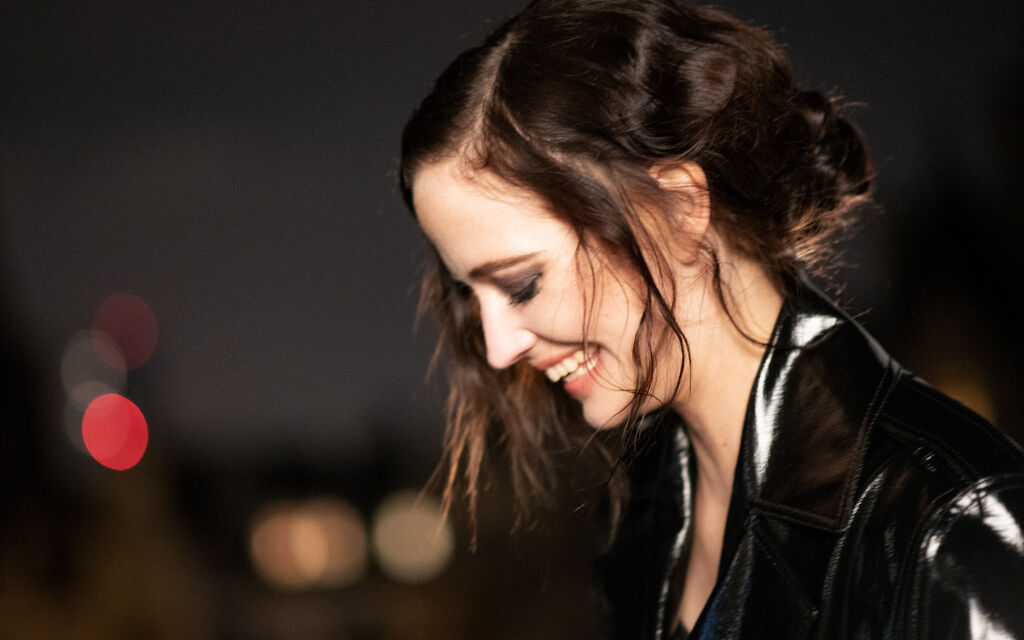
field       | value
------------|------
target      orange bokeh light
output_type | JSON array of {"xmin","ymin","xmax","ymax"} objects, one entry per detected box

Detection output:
[{"xmin": 249, "ymin": 498, "xmax": 369, "ymax": 590}]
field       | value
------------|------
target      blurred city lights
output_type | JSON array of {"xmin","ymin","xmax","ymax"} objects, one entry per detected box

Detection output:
[
  {"xmin": 68, "ymin": 379, "xmax": 120, "ymax": 413},
  {"xmin": 64, "ymin": 381, "xmax": 120, "ymax": 453},
  {"xmin": 91, "ymin": 293, "xmax": 159, "ymax": 370},
  {"xmin": 60, "ymin": 330, "xmax": 126, "ymax": 397},
  {"xmin": 81, "ymin": 393, "xmax": 148, "ymax": 470},
  {"xmin": 249, "ymin": 498, "xmax": 368, "ymax": 591},
  {"xmin": 371, "ymin": 490, "xmax": 454, "ymax": 584}
]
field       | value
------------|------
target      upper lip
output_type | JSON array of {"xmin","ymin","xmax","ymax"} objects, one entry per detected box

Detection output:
[{"xmin": 529, "ymin": 346, "xmax": 590, "ymax": 371}]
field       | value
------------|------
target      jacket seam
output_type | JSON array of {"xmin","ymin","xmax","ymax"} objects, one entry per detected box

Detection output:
[
  {"xmin": 838, "ymin": 359, "xmax": 898, "ymax": 523},
  {"xmin": 892, "ymin": 483, "xmax": 962, "ymax": 638},
  {"xmin": 897, "ymin": 379, "xmax": 1023, "ymax": 460},
  {"xmin": 899, "ymin": 475, "xmax": 1024, "ymax": 638},
  {"xmin": 879, "ymin": 416, "xmax": 978, "ymax": 484},
  {"xmin": 755, "ymin": 362, "xmax": 897, "ymax": 531},
  {"xmin": 748, "ymin": 501, "xmax": 840, "ymax": 533},
  {"xmin": 904, "ymin": 478, "xmax": 1003, "ymax": 638},
  {"xmin": 751, "ymin": 523, "xmax": 816, "ymax": 639}
]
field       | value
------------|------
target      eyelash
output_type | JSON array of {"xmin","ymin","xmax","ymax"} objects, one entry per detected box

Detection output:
[
  {"xmin": 507, "ymin": 274, "xmax": 540, "ymax": 306},
  {"xmin": 450, "ymin": 274, "xmax": 541, "ymax": 306}
]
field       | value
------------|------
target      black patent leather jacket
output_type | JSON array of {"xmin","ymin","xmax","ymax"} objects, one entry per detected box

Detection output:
[{"xmin": 597, "ymin": 281, "xmax": 1024, "ymax": 639}]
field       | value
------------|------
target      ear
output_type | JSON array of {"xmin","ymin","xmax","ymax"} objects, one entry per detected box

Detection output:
[{"xmin": 648, "ymin": 161, "xmax": 711, "ymax": 262}]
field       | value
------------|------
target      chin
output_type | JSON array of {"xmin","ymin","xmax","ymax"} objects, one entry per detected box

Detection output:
[
  {"xmin": 580, "ymin": 388, "xmax": 670, "ymax": 431},
  {"xmin": 580, "ymin": 395, "xmax": 635, "ymax": 430}
]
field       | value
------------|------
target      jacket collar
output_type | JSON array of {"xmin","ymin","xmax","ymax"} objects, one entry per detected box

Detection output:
[
  {"xmin": 730, "ymin": 278, "xmax": 896, "ymax": 532},
  {"xmin": 688, "ymin": 279, "xmax": 900, "ymax": 639},
  {"xmin": 600, "ymin": 278, "xmax": 900, "ymax": 640}
]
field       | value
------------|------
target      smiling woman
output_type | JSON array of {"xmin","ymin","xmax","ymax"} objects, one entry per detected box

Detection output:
[
  {"xmin": 399, "ymin": 1, "xmax": 1024, "ymax": 638},
  {"xmin": 416, "ymin": 160, "xmax": 648, "ymax": 428}
]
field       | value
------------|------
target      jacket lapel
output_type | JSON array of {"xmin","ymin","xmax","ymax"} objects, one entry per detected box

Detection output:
[
  {"xmin": 600, "ymin": 279, "xmax": 897, "ymax": 640},
  {"xmin": 693, "ymin": 280, "xmax": 897, "ymax": 639},
  {"xmin": 598, "ymin": 418, "xmax": 693, "ymax": 640}
]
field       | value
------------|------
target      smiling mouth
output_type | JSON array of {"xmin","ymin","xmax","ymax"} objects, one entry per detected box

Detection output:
[{"xmin": 544, "ymin": 347, "xmax": 598, "ymax": 383}]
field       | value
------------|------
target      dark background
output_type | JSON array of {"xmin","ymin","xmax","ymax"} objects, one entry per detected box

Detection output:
[{"xmin": 2, "ymin": 1, "xmax": 1022, "ymax": 638}]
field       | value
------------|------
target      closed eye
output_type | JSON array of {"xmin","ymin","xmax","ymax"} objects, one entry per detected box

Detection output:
[{"xmin": 505, "ymin": 273, "xmax": 541, "ymax": 306}]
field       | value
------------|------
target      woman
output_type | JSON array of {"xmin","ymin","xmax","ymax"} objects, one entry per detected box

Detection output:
[{"xmin": 399, "ymin": 1, "xmax": 1024, "ymax": 638}]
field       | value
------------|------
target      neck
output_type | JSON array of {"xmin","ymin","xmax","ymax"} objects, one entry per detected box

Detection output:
[{"xmin": 670, "ymin": 257, "xmax": 782, "ymax": 497}]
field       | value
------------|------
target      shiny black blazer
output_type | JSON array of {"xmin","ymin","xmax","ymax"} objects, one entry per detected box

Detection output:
[{"xmin": 597, "ymin": 281, "xmax": 1024, "ymax": 639}]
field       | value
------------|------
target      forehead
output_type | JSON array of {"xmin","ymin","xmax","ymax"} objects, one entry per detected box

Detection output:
[{"xmin": 411, "ymin": 160, "xmax": 575, "ymax": 276}]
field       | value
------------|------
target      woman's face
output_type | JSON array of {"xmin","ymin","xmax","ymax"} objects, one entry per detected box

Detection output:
[{"xmin": 413, "ymin": 159, "xmax": 684, "ymax": 428}]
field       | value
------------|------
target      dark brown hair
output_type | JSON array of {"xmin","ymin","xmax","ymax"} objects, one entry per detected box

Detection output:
[{"xmin": 399, "ymin": 0, "xmax": 872, "ymax": 526}]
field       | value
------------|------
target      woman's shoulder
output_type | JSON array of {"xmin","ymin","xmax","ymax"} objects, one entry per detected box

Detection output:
[
  {"xmin": 784, "ymin": 353, "xmax": 1024, "ymax": 640},
  {"xmin": 781, "ymin": 275, "xmax": 1024, "ymax": 484},
  {"xmin": 904, "ymin": 473, "xmax": 1024, "ymax": 637},
  {"xmin": 783, "ymin": 279, "xmax": 1024, "ymax": 635},
  {"xmin": 831, "ymin": 372, "xmax": 1024, "ymax": 637},
  {"xmin": 873, "ymin": 373, "xmax": 1024, "ymax": 481},
  {"xmin": 841, "ymin": 337, "xmax": 1024, "ymax": 557}
]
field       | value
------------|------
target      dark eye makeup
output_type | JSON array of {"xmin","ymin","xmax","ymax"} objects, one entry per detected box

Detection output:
[
  {"xmin": 449, "ymin": 271, "xmax": 541, "ymax": 306},
  {"xmin": 504, "ymin": 272, "xmax": 541, "ymax": 306}
]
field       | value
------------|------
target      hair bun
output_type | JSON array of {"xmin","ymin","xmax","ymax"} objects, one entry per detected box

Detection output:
[
  {"xmin": 793, "ymin": 90, "xmax": 872, "ymax": 213},
  {"xmin": 760, "ymin": 89, "xmax": 873, "ymax": 270}
]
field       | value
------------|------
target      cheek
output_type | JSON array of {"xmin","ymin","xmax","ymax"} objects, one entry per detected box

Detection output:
[
  {"xmin": 532, "ymin": 303, "xmax": 586, "ymax": 344},
  {"xmin": 529, "ymin": 266, "xmax": 589, "ymax": 338},
  {"xmin": 537, "ymin": 253, "xmax": 647, "ymax": 352},
  {"xmin": 588, "ymin": 273, "xmax": 646, "ymax": 352}
]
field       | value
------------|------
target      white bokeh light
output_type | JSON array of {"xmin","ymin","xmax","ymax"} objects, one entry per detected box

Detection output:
[
  {"xmin": 371, "ymin": 490, "xmax": 454, "ymax": 584},
  {"xmin": 60, "ymin": 330, "xmax": 126, "ymax": 396}
]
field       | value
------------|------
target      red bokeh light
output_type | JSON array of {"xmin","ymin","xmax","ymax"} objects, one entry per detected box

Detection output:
[
  {"xmin": 91, "ymin": 293, "xmax": 159, "ymax": 370},
  {"xmin": 82, "ymin": 394, "xmax": 148, "ymax": 470}
]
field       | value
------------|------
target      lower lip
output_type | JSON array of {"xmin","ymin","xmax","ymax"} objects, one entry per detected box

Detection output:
[{"xmin": 562, "ymin": 349, "xmax": 599, "ymax": 398}]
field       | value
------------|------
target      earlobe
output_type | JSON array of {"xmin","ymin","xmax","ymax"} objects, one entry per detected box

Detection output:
[{"xmin": 648, "ymin": 161, "xmax": 711, "ymax": 259}]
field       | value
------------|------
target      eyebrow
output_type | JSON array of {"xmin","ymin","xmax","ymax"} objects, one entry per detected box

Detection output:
[{"xmin": 468, "ymin": 252, "xmax": 541, "ymax": 280}]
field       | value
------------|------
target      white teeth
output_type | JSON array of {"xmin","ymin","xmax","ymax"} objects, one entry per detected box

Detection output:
[{"xmin": 544, "ymin": 348, "xmax": 597, "ymax": 383}]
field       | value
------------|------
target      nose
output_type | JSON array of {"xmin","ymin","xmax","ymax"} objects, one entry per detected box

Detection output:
[{"xmin": 479, "ymin": 296, "xmax": 537, "ymax": 369}]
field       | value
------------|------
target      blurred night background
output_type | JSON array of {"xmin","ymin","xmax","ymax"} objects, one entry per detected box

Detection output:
[{"xmin": 1, "ymin": 1, "xmax": 1022, "ymax": 638}]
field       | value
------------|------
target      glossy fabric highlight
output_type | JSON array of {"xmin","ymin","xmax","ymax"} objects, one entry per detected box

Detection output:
[{"xmin": 597, "ymin": 280, "xmax": 1024, "ymax": 639}]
